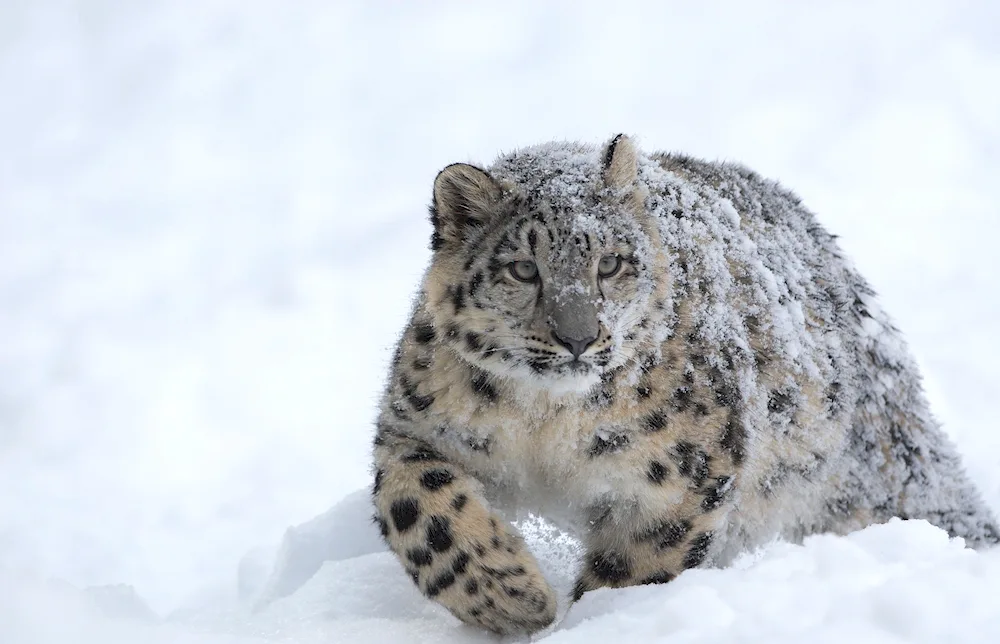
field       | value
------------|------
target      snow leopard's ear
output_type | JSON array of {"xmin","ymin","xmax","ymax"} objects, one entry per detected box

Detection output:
[
  {"xmin": 602, "ymin": 133, "xmax": 638, "ymax": 190},
  {"xmin": 430, "ymin": 163, "xmax": 504, "ymax": 252}
]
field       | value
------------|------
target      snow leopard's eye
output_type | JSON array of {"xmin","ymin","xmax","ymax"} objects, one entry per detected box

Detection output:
[
  {"xmin": 509, "ymin": 260, "xmax": 539, "ymax": 283},
  {"xmin": 597, "ymin": 254, "xmax": 622, "ymax": 278}
]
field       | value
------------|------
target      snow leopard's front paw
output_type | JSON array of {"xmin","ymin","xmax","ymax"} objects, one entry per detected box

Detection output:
[{"xmin": 373, "ymin": 436, "xmax": 556, "ymax": 635}]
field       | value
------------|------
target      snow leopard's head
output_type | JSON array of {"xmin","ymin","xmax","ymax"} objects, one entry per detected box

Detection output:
[{"xmin": 423, "ymin": 135, "xmax": 672, "ymax": 397}]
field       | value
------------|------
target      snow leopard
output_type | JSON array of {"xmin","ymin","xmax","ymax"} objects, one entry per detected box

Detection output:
[{"xmin": 369, "ymin": 134, "xmax": 999, "ymax": 635}]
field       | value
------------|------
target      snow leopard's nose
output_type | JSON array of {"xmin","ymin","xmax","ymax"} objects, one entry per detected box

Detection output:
[
  {"xmin": 546, "ymin": 283, "xmax": 600, "ymax": 358},
  {"xmin": 551, "ymin": 330, "xmax": 598, "ymax": 358}
]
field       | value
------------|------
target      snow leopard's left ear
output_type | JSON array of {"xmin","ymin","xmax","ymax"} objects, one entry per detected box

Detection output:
[{"xmin": 602, "ymin": 133, "xmax": 638, "ymax": 190}]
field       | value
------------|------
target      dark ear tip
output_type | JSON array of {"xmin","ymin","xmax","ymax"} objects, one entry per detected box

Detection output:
[
  {"xmin": 604, "ymin": 134, "xmax": 627, "ymax": 169},
  {"xmin": 603, "ymin": 134, "xmax": 638, "ymax": 188}
]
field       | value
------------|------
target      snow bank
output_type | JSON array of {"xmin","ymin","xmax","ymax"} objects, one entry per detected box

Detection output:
[{"xmin": 4, "ymin": 518, "xmax": 1000, "ymax": 643}]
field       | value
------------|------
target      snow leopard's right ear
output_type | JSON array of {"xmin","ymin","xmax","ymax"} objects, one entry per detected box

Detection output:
[
  {"xmin": 602, "ymin": 133, "xmax": 638, "ymax": 191},
  {"xmin": 430, "ymin": 163, "xmax": 504, "ymax": 251}
]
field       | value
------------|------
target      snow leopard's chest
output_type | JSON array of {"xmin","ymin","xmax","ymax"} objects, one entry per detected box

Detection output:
[{"xmin": 426, "ymin": 378, "xmax": 680, "ymax": 520}]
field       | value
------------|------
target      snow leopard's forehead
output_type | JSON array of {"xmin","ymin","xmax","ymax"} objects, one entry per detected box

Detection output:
[
  {"xmin": 491, "ymin": 142, "xmax": 609, "ymax": 208},
  {"xmin": 491, "ymin": 142, "xmax": 600, "ymax": 189},
  {"xmin": 487, "ymin": 142, "xmax": 647, "ymax": 251}
]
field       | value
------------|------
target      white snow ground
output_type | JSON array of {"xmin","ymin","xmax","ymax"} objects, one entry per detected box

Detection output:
[{"xmin": 1, "ymin": 1, "xmax": 999, "ymax": 642}]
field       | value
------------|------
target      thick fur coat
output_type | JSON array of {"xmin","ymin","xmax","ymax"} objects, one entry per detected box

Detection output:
[{"xmin": 369, "ymin": 135, "xmax": 998, "ymax": 634}]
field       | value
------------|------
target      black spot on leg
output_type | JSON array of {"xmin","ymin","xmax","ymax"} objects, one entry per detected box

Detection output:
[
  {"xmin": 420, "ymin": 468, "xmax": 454, "ymax": 491},
  {"xmin": 451, "ymin": 493, "xmax": 468, "ymax": 512},
  {"xmin": 590, "ymin": 551, "xmax": 631, "ymax": 584},
  {"xmin": 636, "ymin": 384, "xmax": 652, "ymax": 399},
  {"xmin": 643, "ymin": 410, "xmax": 667, "ymax": 432},
  {"xmin": 700, "ymin": 476, "xmax": 733, "ymax": 511},
  {"xmin": 683, "ymin": 533, "xmax": 713, "ymax": 569},
  {"xmin": 465, "ymin": 578, "xmax": 479, "ymax": 595},
  {"xmin": 407, "ymin": 548, "xmax": 433, "ymax": 567},
  {"xmin": 647, "ymin": 460, "xmax": 668, "ymax": 484},
  {"xmin": 636, "ymin": 519, "xmax": 691, "ymax": 549},
  {"xmin": 413, "ymin": 323, "xmax": 436, "ymax": 344},
  {"xmin": 390, "ymin": 498, "xmax": 420, "ymax": 532},
  {"xmin": 426, "ymin": 570, "xmax": 456, "ymax": 597},
  {"xmin": 672, "ymin": 441, "xmax": 711, "ymax": 487},
  {"xmin": 452, "ymin": 551, "xmax": 470, "ymax": 575},
  {"xmin": 427, "ymin": 515, "xmax": 454, "ymax": 552}
]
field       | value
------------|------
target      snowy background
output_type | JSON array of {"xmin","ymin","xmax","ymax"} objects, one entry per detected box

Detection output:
[{"xmin": 2, "ymin": 1, "xmax": 1000, "ymax": 642}]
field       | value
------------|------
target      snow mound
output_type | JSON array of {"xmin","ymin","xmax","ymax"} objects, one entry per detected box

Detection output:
[{"xmin": 5, "ymin": 505, "xmax": 999, "ymax": 644}]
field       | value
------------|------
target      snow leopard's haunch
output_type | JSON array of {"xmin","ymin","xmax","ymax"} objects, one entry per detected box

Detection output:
[{"xmin": 369, "ymin": 135, "xmax": 998, "ymax": 635}]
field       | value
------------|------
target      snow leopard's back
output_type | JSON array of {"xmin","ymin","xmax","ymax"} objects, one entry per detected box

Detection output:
[{"xmin": 651, "ymin": 152, "xmax": 999, "ymax": 552}]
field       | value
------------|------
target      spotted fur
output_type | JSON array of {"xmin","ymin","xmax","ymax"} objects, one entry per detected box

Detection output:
[{"xmin": 370, "ymin": 135, "xmax": 999, "ymax": 635}]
